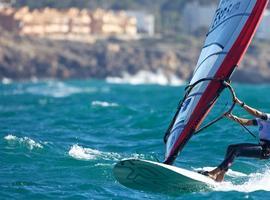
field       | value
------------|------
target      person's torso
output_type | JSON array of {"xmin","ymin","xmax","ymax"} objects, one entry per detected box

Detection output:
[{"xmin": 257, "ymin": 114, "xmax": 270, "ymax": 141}]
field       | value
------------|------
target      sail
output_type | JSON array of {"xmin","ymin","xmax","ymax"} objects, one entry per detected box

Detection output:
[{"xmin": 164, "ymin": 0, "xmax": 269, "ymax": 165}]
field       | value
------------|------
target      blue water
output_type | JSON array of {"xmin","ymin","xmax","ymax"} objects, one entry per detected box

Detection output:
[{"xmin": 1, "ymin": 80, "xmax": 270, "ymax": 199}]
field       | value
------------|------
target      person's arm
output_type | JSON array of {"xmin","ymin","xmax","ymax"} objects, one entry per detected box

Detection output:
[
  {"xmin": 225, "ymin": 113, "xmax": 256, "ymax": 126},
  {"xmin": 234, "ymin": 97, "xmax": 267, "ymax": 120}
]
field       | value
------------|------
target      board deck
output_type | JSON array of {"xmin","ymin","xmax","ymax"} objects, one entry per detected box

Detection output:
[{"xmin": 114, "ymin": 159, "xmax": 217, "ymax": 193}]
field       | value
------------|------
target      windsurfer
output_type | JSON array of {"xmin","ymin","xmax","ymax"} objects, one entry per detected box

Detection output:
[{"xmin": 204, "ymin": 97, "xmax": 270, "ymax": 182}]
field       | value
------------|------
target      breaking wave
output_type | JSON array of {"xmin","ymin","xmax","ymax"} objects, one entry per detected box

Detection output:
[
  {"xmin": 91, "ymin": 101, "xmax": 119, "ymax": 107},
  {"xmin": 4, "ymin": 134, "xmax": 43, "ymax": 150},
  {"xmin": 68, "ymin": 144, "xmax": 121, "ymax": 161},
  {"xmin": 26, "ymin": 81, "xmax": 97, "ymax": 98},
  {"xmin": 106, "ymin": 70, "xmax": 184, "ymax": 86},
  {"xmin": 68, "ymin": 144, "xmax": 151, "ymax": 162},
  {"xmin": 2, "ymin": 77, "xmax": 13, "ymax": 85},
  {"xmin": 214, "ymin": 169, "xmax": 270, "ymax": 193},
  {"xmin": 196, "ymin": 166, "xmax": 270, "ymax": 192}
]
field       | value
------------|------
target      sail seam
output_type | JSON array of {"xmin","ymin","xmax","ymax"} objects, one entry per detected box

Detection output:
[
  {"xmin": 207, "ymin": 13, "xmax": 251, "ymax": 36},
  {"xmin": 193, "ymin": 52, "xmax": 227, "ymax": 75},
  {"xmin": 203, "ymin": 43, "xmax": 224, "ymax": 49}
]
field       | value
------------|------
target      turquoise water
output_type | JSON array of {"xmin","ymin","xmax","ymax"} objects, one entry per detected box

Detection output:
[{"xmin": 1, "ymin": 80, "xmax": 270, "ymax": 199}]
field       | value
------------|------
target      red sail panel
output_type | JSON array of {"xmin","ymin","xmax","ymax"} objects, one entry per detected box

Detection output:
[{"xmin": 164, "ymin": 0, "xmax": 269, "ymax": 164}]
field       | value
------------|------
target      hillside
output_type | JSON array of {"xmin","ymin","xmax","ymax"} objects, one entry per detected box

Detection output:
[{"xmin": 1, "ymin": 30, "xmax": 270, "ymax": 83}]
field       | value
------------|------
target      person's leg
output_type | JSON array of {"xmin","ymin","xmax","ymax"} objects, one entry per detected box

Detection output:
[
  {"xmin": 208, "ymin": 143, "xmax": 263, "ymax": 182},
  {"xmin": 218, "ymin": 143, "xmax": 263, "ymax": 171},
  {"xmin": 261, "ymin": 142, "xmax": 270, "ymax": 159}
]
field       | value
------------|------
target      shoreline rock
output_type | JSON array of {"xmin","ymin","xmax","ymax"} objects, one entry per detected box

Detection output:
[{"xmin": 1, "ymin": 32, "xmax": 270, "ymax": 84}]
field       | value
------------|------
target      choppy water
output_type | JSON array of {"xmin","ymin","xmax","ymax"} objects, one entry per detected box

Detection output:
[{"xmin": 1, "ymin": 79, "xmax": 270, "ymax": 199}]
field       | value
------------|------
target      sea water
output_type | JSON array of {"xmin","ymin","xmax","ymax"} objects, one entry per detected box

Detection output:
[{"xmin": 1, "ymin": 79, "xmax": 270, "ymax": 199}]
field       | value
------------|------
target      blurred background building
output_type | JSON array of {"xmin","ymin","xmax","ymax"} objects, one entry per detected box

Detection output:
[
  {"xmin": 0, "ymin": 7, "xmax": 140, "ymax": 42},
  {"xmin": 0, "ymin": 0, "xmax": 270, "ymax": 83},
  {"xmin": 126, "ymin": 11, "xmax": 155, "ymax": 36},
  {"xmin": 256, "ymin": 10, "xmax": 270, "ymax": 40},
  {"xmin": 0, "ymin": 0, "xmax": 15, "ymax": 8},
  {"xmin": 183, "ymin": 1, "xmax": 270, "ymax": 41},
  {"xmin": 182, "ymin": 1, "xmax": 216, "ymax": 35}
]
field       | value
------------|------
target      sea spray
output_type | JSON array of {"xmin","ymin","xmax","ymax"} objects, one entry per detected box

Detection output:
[
  {"xmin": 106, "ymin": 70, "xmax": 184, "ymax": 86},
  {"xmin": 26, "ymin": 81, "xmax": 97, "ymax": 98},
  {"xmin": 214, "ymin": 168, "xmax": 270, "ymax": 192},
  {"xmin": 91, "ymin": 101, "xmax": 119, "ymax": 108},
  {"xmin": 4, "ymin": 134, "xmax": 43, "ymax": 150},
  {"xmin": 68, "ymin": 144, "xmax": 121, "ymax": 161},
  {"xmin": 68, "ymin": 144, "xmax": 153, "ymax": 162}
]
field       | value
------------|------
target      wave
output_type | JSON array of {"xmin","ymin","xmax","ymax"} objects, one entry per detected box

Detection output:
[
  {"xmin": 214, "ymin": 169, "xmax": 270, "ymax": 193},
  {"xmin": 91, "ymin": 101, "xmax": 119, "ymax": 107},
  {"xmin": 106, "ymin": 70, "xmax": 184, "ymax": 86},
  {"xmin": 25, "ymin": 81, "xmax": 97, "ymax": 98},
  {"xmin": 68, "ymin": 144, "xmax": 151, "ymax": 162},
  {"xmin": 196, "ymin": 166, "xmax": 270, "ymax": 192},
  {"xmin": 1, "ymin": 77, "xmax": 13, "ymax": 85},
  {"xmin": 4, "ymin": 134, "xmax": 43, "ymax": 150},
  {"xmin": 68, "ymin": 144, "xmax": 121, "ymax": 161}
]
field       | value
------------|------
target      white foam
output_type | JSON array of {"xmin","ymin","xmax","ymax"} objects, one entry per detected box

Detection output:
[
  {"xmin": 91, "ymin": 101, "xmax": 119, "ymax": 107},
  {"xmin": 129, "ymin": 153, "xmax": 150, "ymax": 160},
  {"xmin": 2, "ymin": 77, "xmax": 12, "ymax": 85},
  {"xmin": 26, "ymin": 81, "xmax": 97, "ymax": 98},
  {"xmin": 194, "ymin": 167, "xmax": 270, "ymax": 192},
  {"xmin": 69, "ymin": 144, "xmax": 100, "ymax": 160},
  {"xmin": 4, "ymin": 134, "xmax": 43, "ymax": 150},
  {"xmin": 106, "ymin": 70, "xmax": 184, "ymax": 86},
  {"xmin": 94, "ymin": 163, "xmax": 112, "ymax": 167},
  {"xmin": 68, "ymin": 144, "xmax": 121, "ymax": 161},
  {"xmin": 4, "ymin": 134, "xmax": 17, "ymax": 140},
  {"xmin": 213, "ymin": 169, "xmax": 270, "ymax": 192},
  {"xmin": 226, "ymin": 169, "xmax": 248, "ymax": 178}
]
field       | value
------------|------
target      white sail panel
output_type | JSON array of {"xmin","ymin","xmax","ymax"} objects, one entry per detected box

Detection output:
[{"xmin": 164, "ymin": 0, "xmax": 268, "ymax": 164}]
